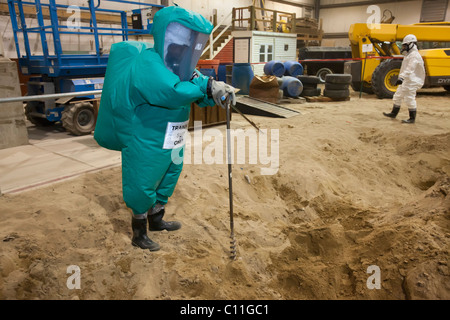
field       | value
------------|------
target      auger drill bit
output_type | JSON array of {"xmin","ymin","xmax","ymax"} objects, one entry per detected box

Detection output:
[
  {"xmin": 224, "ymin": 94, "xmax": 237, "ymax": 260},
  {"xmin": 230, "ymin": 232, "xmax": 237, "ymax": 260}
]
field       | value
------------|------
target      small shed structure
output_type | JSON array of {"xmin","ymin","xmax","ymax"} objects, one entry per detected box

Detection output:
[{"xmin": 232, "ymin": 30, "xmax": 297, "ymax": 76}]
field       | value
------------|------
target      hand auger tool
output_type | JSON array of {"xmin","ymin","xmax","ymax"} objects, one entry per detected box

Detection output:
[
  {"xmin": 222, "ymin": 94, "xmax": 237, "ymax": 260},
  {"xmin": 229, "ymin": 103, "xmax": 263, "ymax": 134}
]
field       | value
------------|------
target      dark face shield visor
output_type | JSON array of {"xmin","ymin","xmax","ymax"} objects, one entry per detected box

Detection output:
[
  {"xmin": 401, "ymin": 43, "xmax": 409, "ymax": 53},
  {"xmin": 401, "ymin": 42, "xmax": 415, "ymax": 54},
  {"xmin": 163, "ymin": 22, "xmax": 209, "ymax": 81}
]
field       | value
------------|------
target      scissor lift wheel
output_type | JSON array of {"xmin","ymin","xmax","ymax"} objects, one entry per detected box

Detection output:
[
  {"xmin": 24, "ymin": 102, "xmax": 53, "ymax": 126},
  {"xmin": 62, "ymin": 102, "xmax": 96, "ymax": 136}
]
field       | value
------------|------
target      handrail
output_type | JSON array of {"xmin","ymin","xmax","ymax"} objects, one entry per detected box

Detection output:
[
  {"xmin": 232, "ymin": 5, "xmax": 296, "ymax": 33},
  {"xmin": 202, "ymin": 11, "xmax": 233, "ymax": 58},
  {"xmin": 236, "ymin": 5, "xmax": 295, "ymax": 16},
  {"xmin": 210, "ymin": 25, "xmax": 232, "ymax": 58},
  {"xmin": 0, "ymin": 90, "xmax": 102, "ymax": 104}
]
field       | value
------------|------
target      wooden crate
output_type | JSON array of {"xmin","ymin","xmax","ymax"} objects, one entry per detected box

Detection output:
[
  {"xmin": 188, "ymin": 103, "xmax": 229, "ymax": 129},
  {"xmin": 296, "ymin": 17, "xmax": 323, "ymax": 45}
]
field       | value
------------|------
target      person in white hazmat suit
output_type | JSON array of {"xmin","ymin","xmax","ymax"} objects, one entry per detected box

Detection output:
[{"xmin": 383, "ymin": 34, "xmax": 426, "ymax": 123}]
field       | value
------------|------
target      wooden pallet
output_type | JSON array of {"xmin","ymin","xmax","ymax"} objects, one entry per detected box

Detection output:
[
  {"xmin": 303, "ymin": 95, "xmax": 350, "ymax": 102},
  {"xmin": 279, "ymin": 96, "xmax": 306, "ymax": 104}
]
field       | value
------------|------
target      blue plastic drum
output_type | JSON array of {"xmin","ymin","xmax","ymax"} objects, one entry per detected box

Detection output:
[
  {"xmin": 199, "ymin": 68, "xmax": 217, "ymax": 80},
  {"xmin": 232, "ymin": 63, "xmax": 254, "ymax": 95},
  {"xmin": 280, "ymin": 76, "xmax": 303, "ymax": 97},
  {"xmin": 217, "ymin": 64, "xmax": 227, "ymax": 82},
  {"xmin": 284, "ymin": 61, "xmax": 304, "ymax": 77},
  {"xmin": 263, "ymin": 60, "xmax": 285, "ymax": 77}
]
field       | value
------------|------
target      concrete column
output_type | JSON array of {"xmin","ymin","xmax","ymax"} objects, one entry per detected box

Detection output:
[
  {"xmin": 0, "ymin": 58, "xmax": 29, "ymax": 149},
  {"xmin": 0, "ymin": 38, "xmax": 4, "ymax": 57}
]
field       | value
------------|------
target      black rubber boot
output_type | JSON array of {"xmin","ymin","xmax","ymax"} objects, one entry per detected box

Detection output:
[
  {"xmin": 383, "ymin": 105, "xmax": 400, "ymax": 118},
  {"xmin": 148, "ymin": 209, "xmax": 182, "ymax": 231},
  {"xmin": 131, "ymin": 216, "xmax": 160, "ymax": 251},
  {"xmin": 402, "ymin": 110, "xmax": 416, "ymax": 124}
]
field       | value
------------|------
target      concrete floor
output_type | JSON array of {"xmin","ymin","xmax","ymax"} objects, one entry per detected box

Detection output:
[
  {"xmin": 0, "ymin": 122, "xmax": 121, "ymax": 195},
  {"xmin": 0, "ymin": 109, "xmax": 252, "ymax": 195}
]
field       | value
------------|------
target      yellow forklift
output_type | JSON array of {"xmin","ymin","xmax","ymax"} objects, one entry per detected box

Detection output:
[{"xmin": 344, "ymin": 22, "xmax": 450, "ymax": 98}]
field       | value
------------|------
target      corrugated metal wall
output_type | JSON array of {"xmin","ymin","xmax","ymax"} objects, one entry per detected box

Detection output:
[
  {"xmin": 420, "ymin": 0, "xmax": 448, "ymax": 22},
  {"xmin": 319, "ymin": 0, "xmax": 450, "ymax": 46},
  {"xmin": 320, "ymin": 0, "xmax": 371, "ymax": 5}
]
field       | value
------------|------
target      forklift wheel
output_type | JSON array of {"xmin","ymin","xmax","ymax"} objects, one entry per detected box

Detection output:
[
  {"xmin": 62, "ymin": 102, "xmax": 96, "ymax": 136},
  {"xmin": 350, "ymin": 81, "xmax": 374, "ymax": 94},
  {"xmin": 371, "ymin": 59, "xmax": 402, "ymax": 99}
]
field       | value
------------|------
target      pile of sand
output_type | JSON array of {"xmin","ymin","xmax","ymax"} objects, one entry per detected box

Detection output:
[{"xmin": 0, "ymin": 88, "xmax": 449, "ymax": 300}]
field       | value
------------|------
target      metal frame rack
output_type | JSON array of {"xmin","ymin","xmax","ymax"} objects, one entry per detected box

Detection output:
[
  {"xmin": 7, "ymin": 0, "xmax": 162, "ymax": 77},
  {"xmin": 7, "ymin": 0, "xmax": 163, "ymax": 135}
]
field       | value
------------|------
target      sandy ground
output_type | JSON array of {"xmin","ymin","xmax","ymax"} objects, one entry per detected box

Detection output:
[{"xmin": 0, "ymin": 87, "xmax": 449, "ymax": 300}]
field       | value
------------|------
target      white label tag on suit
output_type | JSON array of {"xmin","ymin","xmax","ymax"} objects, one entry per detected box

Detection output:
[{"xmin": 163, "ymin": 120, "xmax": 189, "ymax": 149}]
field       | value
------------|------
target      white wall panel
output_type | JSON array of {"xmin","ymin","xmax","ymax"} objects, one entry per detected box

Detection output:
[{"xmin": 318, "ymin": 0, "xmax": 449, "ymax": 46}]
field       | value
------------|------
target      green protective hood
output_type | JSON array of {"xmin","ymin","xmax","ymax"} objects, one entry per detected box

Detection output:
[{"xmin": 151, "ymin": 6, "xmax": 213, "ymax": 58}]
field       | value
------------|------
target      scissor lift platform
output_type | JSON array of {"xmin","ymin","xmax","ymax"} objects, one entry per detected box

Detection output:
[{"xmin": 7, "ymin": 0, "xmax": 163, "ymax": 135}]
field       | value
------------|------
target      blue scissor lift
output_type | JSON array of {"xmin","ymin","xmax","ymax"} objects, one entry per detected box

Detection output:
[{"xmin": 8, "ymin": 0, "xmax": 163, "ymax": 135}]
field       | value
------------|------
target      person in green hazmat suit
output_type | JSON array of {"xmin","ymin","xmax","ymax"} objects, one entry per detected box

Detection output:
[{"xmin": 94, "ymin": 6, "xmax": 236, "ymax": 251}]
